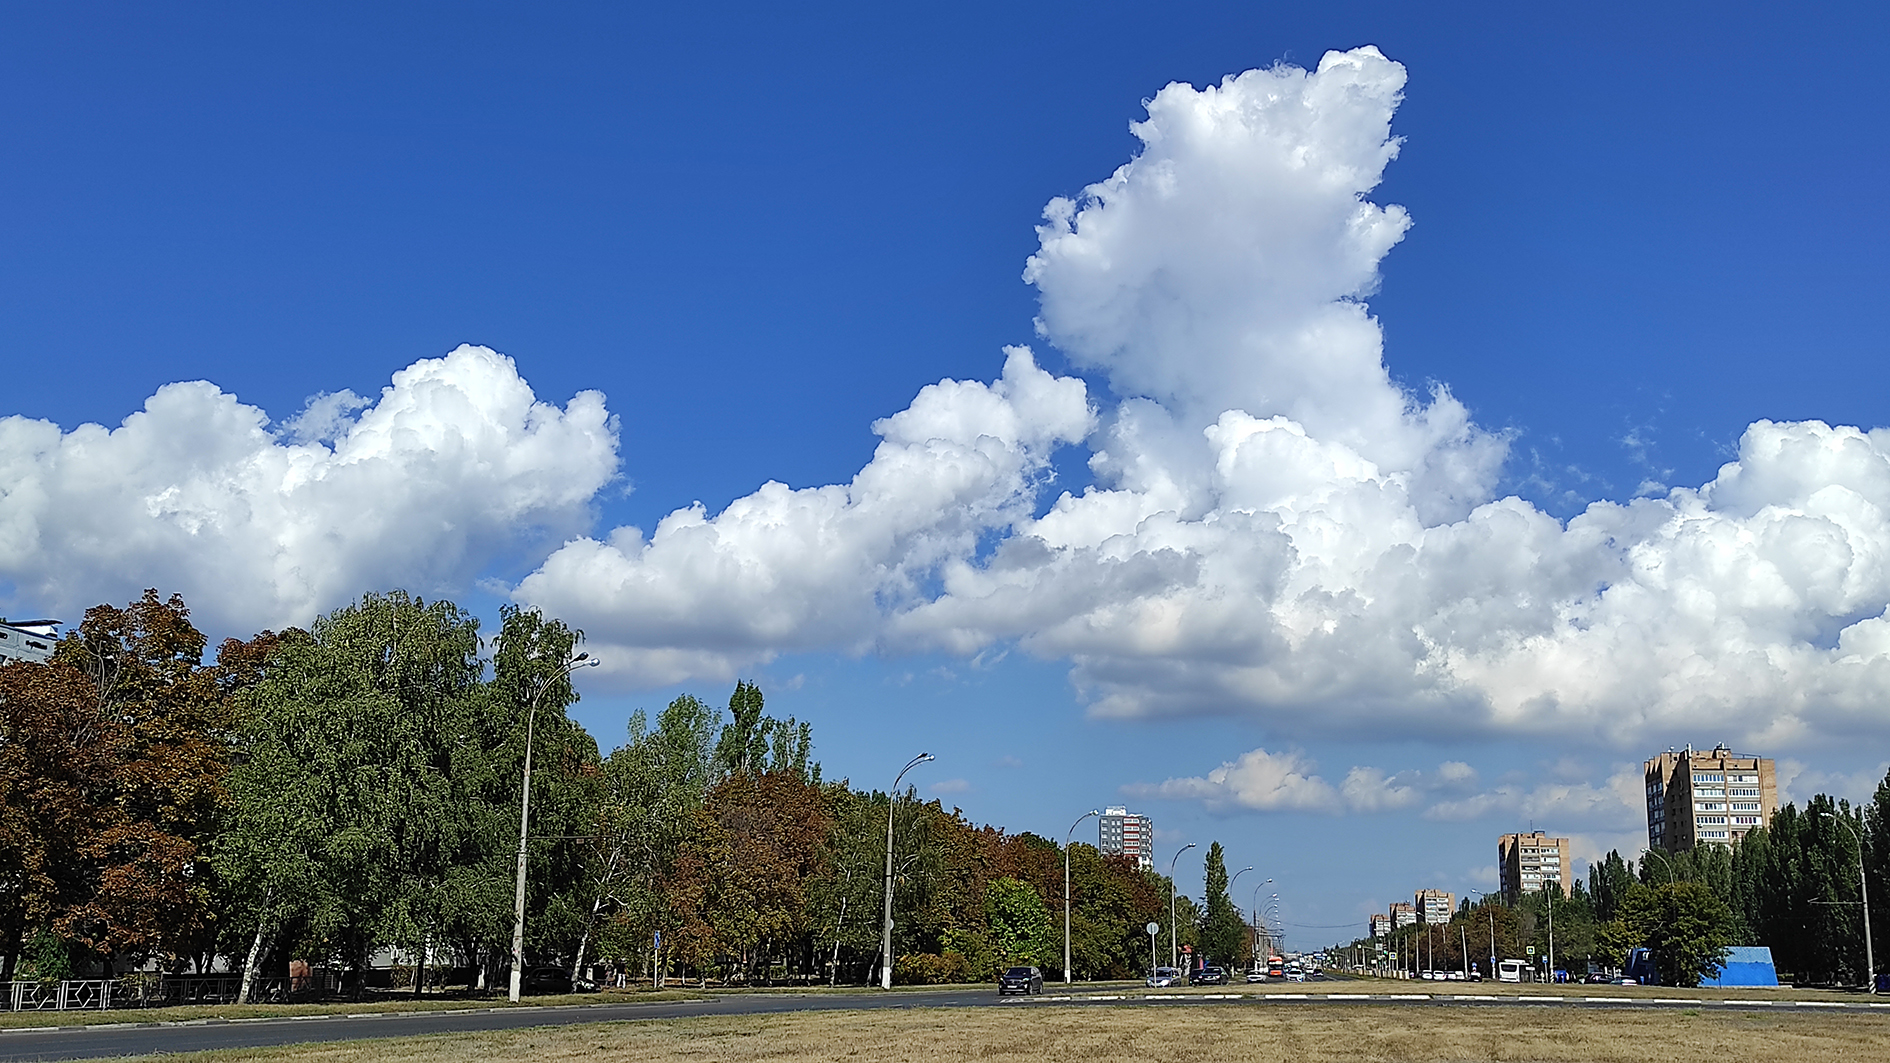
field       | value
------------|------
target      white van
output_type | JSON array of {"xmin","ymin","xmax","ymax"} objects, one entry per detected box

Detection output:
[{"xmin": 1497, "ymin": 959, "xmax": 1527, "ymax": 983}]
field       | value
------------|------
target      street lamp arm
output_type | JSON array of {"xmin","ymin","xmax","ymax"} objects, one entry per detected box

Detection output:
[
  {"xmin": 880, "ymin": 752, "xmax": 934, "ymax": 990},
  {"xmin": 509, "ymin": 652, "xmax": 599, "ymax": 1003},
  {"xmin": 1063, "ymin": 810, "xmax": 1101, "ymax": 985},
  {"xmin": 1168, "ymin": 843, "xmax": 1196, "ymax": 971},
  {"xmin": 1820, "ymin": 811, "xmax": 1876, "ymax": 993}
]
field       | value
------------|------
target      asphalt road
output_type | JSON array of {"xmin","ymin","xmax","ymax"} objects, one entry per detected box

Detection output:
[{"xmin": 3, "ymin": 986, "xmax": 1886, "ymax": 1062}]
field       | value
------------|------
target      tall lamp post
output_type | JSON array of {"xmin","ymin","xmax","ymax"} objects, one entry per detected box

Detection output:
[
  {"xmin": 1063, "ymin": 810, "xmax": 1100, "ymax": 985},
  {"xmin": 1640, "ymin": 848, "xmax": 1676, "ymax": 884},
  {"xmin": 1249, "ymin": 879, "xmax": 1272, "ymax": 968},
  {"xmin": 1168, "ymin": 844, "xmax": 1196, "ymax": 969},
  {"xmin": 1262, "ymin": 895, "xmax": 1280, "ymax": 961},
  {"xmin": 1470, "ymin": 889, "xmax": 1495, "ymax": 980},
  {"xmin": 1821, "ymin": 811, "xmax": 1876, "ymax": 993},
  {"xmin": 509, "ymin": 651, "xmax": 598, "ymax": 1003},
  {"xmin": 1225, "ymin": 867, "xmax": 1252, "ymax": 968},
  {"xmin": 879, "ymin": 752, "xmax": 934, "ymax": 990}
]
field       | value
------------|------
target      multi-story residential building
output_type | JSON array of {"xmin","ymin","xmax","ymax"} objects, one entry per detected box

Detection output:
[
  {"xmin": 1099, "ymin": 807, "xmax": 1154, "ymax": 870},
  {"xmin": 0, "ymin": 618, "xmax": 58, "ymax": 665},
  {"xmin": 1370, "ymin": 914, "xmax": 1391, "ymax": 939},
  {"xmin": 1498, "ymin": 832, "xmax": 1570, "ymax": 900},
  {"xmin": 1415, "ymin": 889, "xmax": 1455, "ymax": 924},
  {"xmin": 1645, "ymin": 745, "xmax": 1776, "ymax": 852},
  {"xmin": 1389, "ymin": 902, "xmax": 1418, "ymax": 930}
]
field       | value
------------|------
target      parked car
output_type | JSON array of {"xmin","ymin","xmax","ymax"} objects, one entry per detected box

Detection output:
[
  {"xmin": 1146, "ymin": 966, "xmax": 1181, "ymax": 987},
  {"xmin": 1245, "ymin": 968, "xmax": 1266, "ymax": 983},
  {"xmin": 1584, "ymin": 973, "xmax": 1612, "ymax": 984},
  {"xmin": 520, "ymin": 966, "xmax": 594, "ymax": 995},
  {"xmin": 1189, "ymin": 966, "xmax": 1228, "ymax": 986},
  {"xmin": 998, "ymin": 966, "xmax": 1043, "ymax": 995}
]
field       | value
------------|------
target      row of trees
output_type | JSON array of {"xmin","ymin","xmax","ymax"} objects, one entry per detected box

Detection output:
[
  {"xmin": 1354, "ymin": 775, "xmax": 1890, "ymax": 987},
  {"xmin": 1, "ymin": 589, "xmax": 1237, "ymax": 992}
]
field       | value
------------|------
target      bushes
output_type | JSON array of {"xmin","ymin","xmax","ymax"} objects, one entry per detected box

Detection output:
[{"xmin": 894, "ymin": 950, "xmax": 973, "ymax": 985}]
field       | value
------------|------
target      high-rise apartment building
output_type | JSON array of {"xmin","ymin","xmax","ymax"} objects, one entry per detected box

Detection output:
[
  {"xmin": 1414, "ymin": 889, "xmax": 1455, "ymax": 924},
  {"xmin": 0, "ymin": 619, "xmax": 57, "ymax": 665},
  {"xmin": 1370, "ymin": 914, "xmax": 1391, "ymax": 939},
  {"xmin": 1498, "ymin": 832, "xmax": 1570, "ymax": 900},
  {"xmin": 1645, "ymin": 745, "xmax": 1776, "ymax": 852},
  {"xmin": 1099, "ymin": 807, "xmax": 1153, "ymax": 870},
  {"xmin": 1389, "ymin": 902, "xmax": 1418, "ymax": 930}
]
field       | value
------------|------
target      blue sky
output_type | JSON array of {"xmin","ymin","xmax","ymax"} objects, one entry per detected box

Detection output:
[{"xmin": 6, "ymin": 1, "xmax": 1890, "ymax": 945}]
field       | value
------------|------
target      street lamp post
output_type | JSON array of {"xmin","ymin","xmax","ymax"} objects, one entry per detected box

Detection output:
[
  {"xmin": 879, "ymin": 753, "xmax": 934, "ymax": 990},
  {"xmin": 509, "ymin": 652, "xmax": 597, "ymax": 1003},
  {"xmin": 1063, "ymin": 810, "xmax": 1100, "ymax": 985},
  {"xmin": 1249, "ymin": 878, "xmax": 1271, "ymax": 970},
  {"xmin": 1821, "ymin": 811, "xmax": 1876, "ymax": 993},
  {"xmin": 1169, "ymin": 844, "xmax": 1196, "ymax": 969},
  {"xmin": 1228, "ymin": 867, "xmax": 1253, "ymax": 968},
  {"xmin": 1640, "ymin": 848, "xmax": 1676, "ymax": 884},
  {"xmin": 1470, "ymin": 889, "xmax": 1495, "ymax": 980},
  {"xmin": 1262, "ymin": 895, "xmax": 1280, "ymax": 963}
]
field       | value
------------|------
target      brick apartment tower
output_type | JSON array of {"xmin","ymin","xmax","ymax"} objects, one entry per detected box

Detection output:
[
  {"xmin": 1414, "ymin": 889, "xmax": 1455, "ymax": 923},
  {"xmin": 1644, "ymin": 744, "xmax": 1777, "ymax": 853},
  {"xmin": 1497, "ymin": 832, "xmax": 1570, "ymax": 900}
]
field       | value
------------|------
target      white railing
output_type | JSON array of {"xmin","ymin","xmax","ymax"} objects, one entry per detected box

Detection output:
[{"xmin": 3, "ymin": 974, "xmax": 332, "ymax": 1011}]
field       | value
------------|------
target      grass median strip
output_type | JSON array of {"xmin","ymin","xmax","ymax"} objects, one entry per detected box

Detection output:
[{"xmin": 113, "ymin": 1000, "xmax": 1890, "ymax": 1063}]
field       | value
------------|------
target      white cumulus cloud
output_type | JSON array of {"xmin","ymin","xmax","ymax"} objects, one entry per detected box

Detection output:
[
  {"xmin": 0, "ymin": 345, "xmax": 616, "ymax": 633},
  {"xmin": 509, "ymin": 46, "xmax": 1890, "ymax": 752}
]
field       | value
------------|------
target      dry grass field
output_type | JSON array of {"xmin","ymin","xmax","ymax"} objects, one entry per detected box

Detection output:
[{"xmin": 142, "ymin": 1002, "xmax": 1890, "ymax": 1063}]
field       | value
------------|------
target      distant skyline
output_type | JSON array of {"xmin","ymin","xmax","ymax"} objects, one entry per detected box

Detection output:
[{"xmin": 5, "ymin": 2, "xmax": 1889, "ymax": 945}]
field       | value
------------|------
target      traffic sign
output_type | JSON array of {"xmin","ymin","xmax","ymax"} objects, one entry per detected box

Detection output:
[
  {"xmin": 1526, "ymin": 945, "xmax": 1536, "ymax": 955},
  {"xmin": 1146, "ymin": 922, "xmax": 1160, "ymax": 936}
]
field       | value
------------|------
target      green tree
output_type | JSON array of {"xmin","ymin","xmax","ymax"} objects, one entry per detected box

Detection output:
[
  {"xmin": 984, "ymin": 876, "xmax": 1055, "ymax": 969},
  {"xmin": 588, "ymin": 694, "xmax": 718, "ymax": 983},
  {"xmin": 1199, "ymin": 842, "xmax": 1245, "ymax": 967},
  {"xmin": 218, "ymin": 591, "xmax": 501, "ymax": 996},
  {"xmin": 1618, "ymin": 880, "xmax": 1735, "ymax": 987}
]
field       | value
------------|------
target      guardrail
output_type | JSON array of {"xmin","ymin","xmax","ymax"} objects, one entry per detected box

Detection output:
[{"xmin": 4, "ymin": 973, "xmax": 336, "ymax": 1011}]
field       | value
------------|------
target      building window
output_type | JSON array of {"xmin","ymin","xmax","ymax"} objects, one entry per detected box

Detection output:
[{"xmin": 1693, "ymin": 773, "xmax": 1725, "ymax": 783}]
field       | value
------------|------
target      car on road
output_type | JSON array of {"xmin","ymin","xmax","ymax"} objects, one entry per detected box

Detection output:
[
  {"xmin": 1145, "ymin": 966, "xmax": 1181, "ymax": 987},
  {"xmin": 1189, "ymin": 966, "xmax": 1228, "ymax": 986},
  {"xmin": 520, "ymin": 966, "xmax": 596, "ymax": 995},
  {"xmin": 1245, "ymin": 968, "xmax": 1266, "ymax": 983},
  {"xmin": 998, "ymin": 966, "xmax": 1044, "ymax": 995}
]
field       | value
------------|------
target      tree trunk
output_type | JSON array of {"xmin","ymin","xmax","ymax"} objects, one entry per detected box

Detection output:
[
  {"xmin": 237, "ymin": 891, "xmax": 272, "ymax": 1005},
  {"xmin": 412, "ymin": 930, "xmax": 429, "ymax": 999}
]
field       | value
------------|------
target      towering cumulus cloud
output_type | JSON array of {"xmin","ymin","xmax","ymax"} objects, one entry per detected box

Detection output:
[
  {"xmin": 0, "ymin": 345, "xmax": 615, "ymax": 633},
  {"xmin": 520, "ymin": 47, "xmax": 1890, "ymax": 749}
]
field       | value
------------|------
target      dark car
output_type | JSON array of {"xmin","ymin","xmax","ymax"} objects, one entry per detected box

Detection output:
[
  {"xmin": 519, "ymin": 966, "xmax": 597, "ymax": 995},
  {"xmin": 998, "ymin": 965, "xmax": 1043, "ymax": 995},
  {"xmin": 1189, "ymin": 965, "xmax": 1228, "ymax": 986}
]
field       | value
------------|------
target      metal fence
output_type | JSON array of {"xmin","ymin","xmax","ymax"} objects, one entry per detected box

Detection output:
[{"xmin": 4, "ymin": 971, "xmax": 338, "ymax": 1011}]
